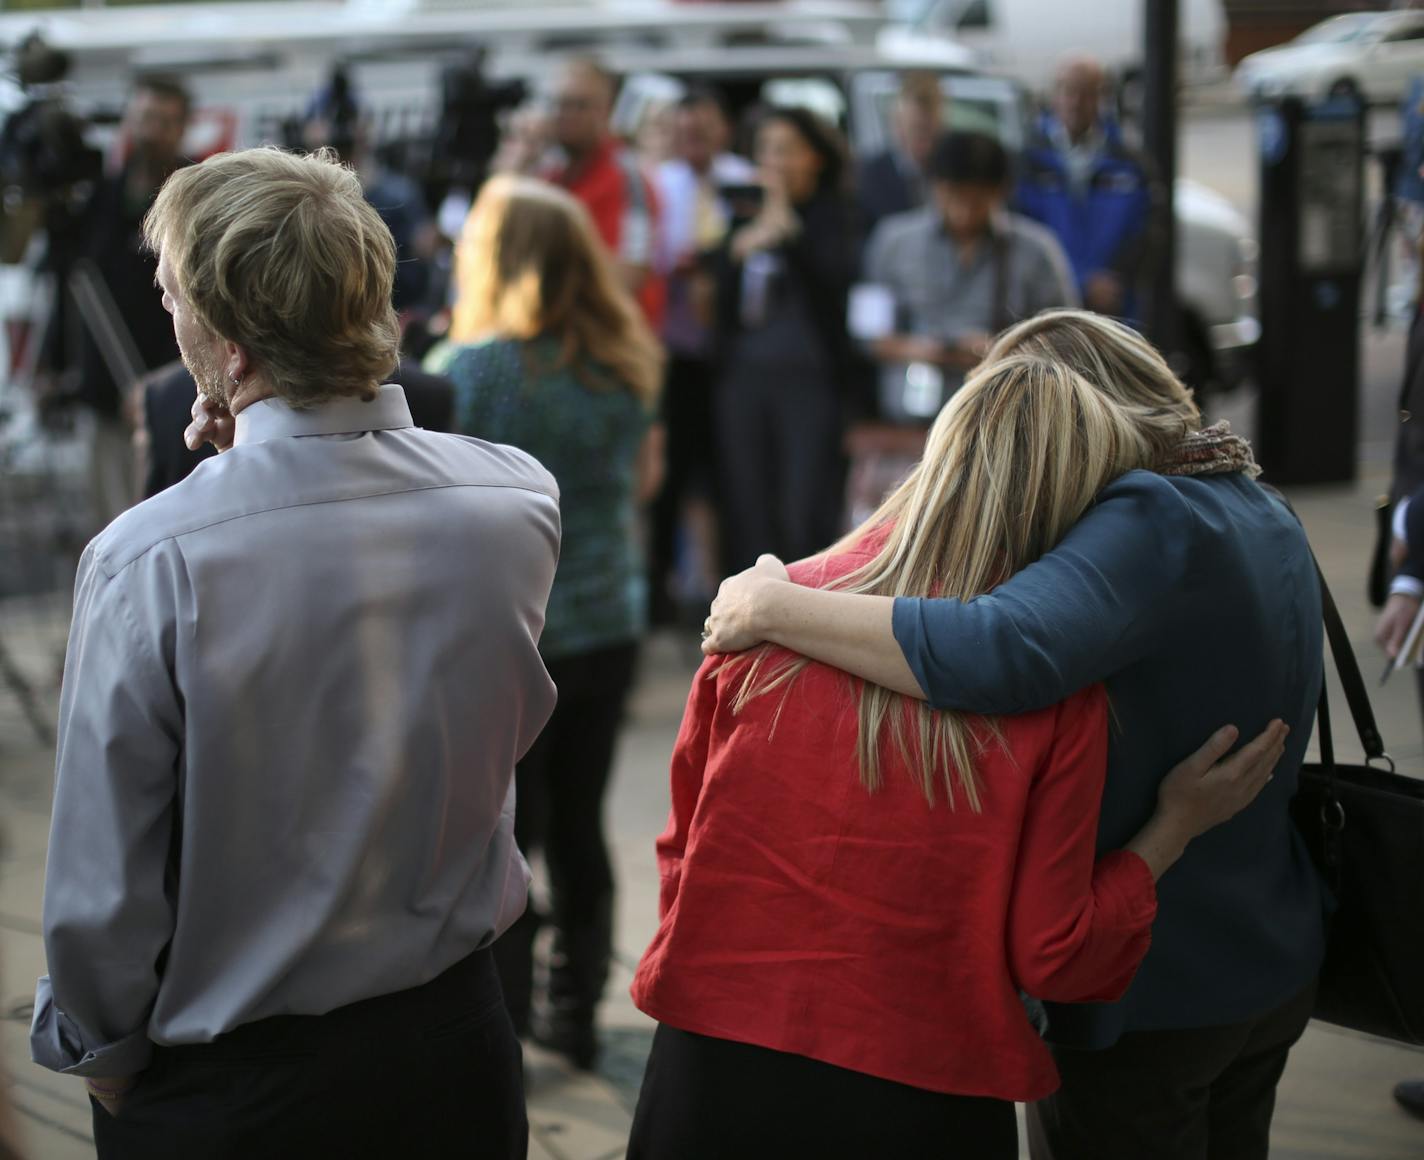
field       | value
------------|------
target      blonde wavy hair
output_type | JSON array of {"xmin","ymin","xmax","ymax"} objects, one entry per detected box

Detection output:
[
  {"xmin": 450, "ymin": 174, "xmax": 663, "ymax": 406},
  {"xmin": 143, "ymin": 146, "xmax": 400, "ymax": 406},
  {"xmin": 986, "ymin": 308, "xmax": 1202, "ymax": 456},
  {"xmin": 731, "ymin": 350, "xmax": 1163, "ymax": 809}
]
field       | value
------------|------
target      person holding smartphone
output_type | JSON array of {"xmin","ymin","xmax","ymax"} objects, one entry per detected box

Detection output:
[
  {"xmin": 712, "ymin": 106, "xmax": 867, "ymax": 576},
  {"xmin": 845, "ymin": 131, "xmax": 1077, "ymax": 523}
]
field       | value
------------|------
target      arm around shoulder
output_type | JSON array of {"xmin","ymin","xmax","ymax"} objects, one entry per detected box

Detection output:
[{"xmin": 895, "ymin": 471, "xmax": 1202, "ymax": 714}]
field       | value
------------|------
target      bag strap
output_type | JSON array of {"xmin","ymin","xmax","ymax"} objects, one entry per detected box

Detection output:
[
  {"xmin": 1252, "ymin": 484, "xmax": 1386, "ymax": 765},
  {"xmin": 1314, "ymin": 562, "xmax": 1387, "ymax": 761}
]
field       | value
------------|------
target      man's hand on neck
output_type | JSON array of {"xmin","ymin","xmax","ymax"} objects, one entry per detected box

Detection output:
[{"xmin": 184, "ymin": 380, "xmax": 276, "ymax": 453}]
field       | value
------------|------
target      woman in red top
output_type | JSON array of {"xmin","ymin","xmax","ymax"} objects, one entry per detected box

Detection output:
[{"xmin": 628, "ymin": 354, "xmax": 1288, "ymax": 1158}]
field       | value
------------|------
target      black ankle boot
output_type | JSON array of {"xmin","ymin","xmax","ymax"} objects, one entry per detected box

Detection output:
[{"xmin": 532, "ymin": 1009, "xmax": 599, "ymax": 1071}]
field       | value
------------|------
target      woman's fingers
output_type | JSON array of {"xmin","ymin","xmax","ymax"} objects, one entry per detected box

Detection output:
[
  {"xmin": 1223, "ymin": 720, "xmax": 1286, "ymax": 774},
  {"xmin": 1178, "ymin": 724, "xmax": 1240, "ymax": 780},
  {"xmin": 1214, "ymin": 721, "xmax": 1289, "ymax": 804}
]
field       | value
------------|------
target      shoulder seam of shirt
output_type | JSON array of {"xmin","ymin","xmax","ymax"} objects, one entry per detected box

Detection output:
[
  {"xmin": 95, "ymin": 479, "xmax": 558, "ymax": 580},
  {"xmin": 90, "ymin": 550, "xmax": 168, "ymax": 683}
]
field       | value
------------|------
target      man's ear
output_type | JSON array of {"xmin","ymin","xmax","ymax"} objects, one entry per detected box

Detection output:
[{"xmin": 222, "ymin": 341, "xmax": 250, "ymax": 386}]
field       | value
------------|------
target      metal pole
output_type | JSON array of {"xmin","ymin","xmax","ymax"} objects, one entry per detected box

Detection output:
[{"xmin": 1142, "ymin": 0, "xmax": 1179, "ymax": 352}]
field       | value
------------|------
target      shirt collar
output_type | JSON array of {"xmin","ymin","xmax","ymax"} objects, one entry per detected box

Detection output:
[
  {"xmin": 1049, "ymin": 119, "xmax": 1105, "ymax": 159},
  {"xmin": 234, "ymin": 384, "xmax": 415, "ymax": 446},
  {"xmin": 932, "ymin": 207, "xmax": 1008, "ymax": 245}
]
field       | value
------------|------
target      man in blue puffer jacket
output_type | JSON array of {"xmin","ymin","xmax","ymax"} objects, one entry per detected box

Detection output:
[{"xmin": 1015, "ymin": 56, "xmax": 1164, "ymax": 324}]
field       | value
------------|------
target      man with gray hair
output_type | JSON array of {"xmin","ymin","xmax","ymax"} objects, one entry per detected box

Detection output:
[
  {"xmin": 29, "ymin": 147, "xmax": 558, "ymax": 1158},
  {"xmin": 1014, "ymin": 54, "xmax": 1162, "ymax": 323}
]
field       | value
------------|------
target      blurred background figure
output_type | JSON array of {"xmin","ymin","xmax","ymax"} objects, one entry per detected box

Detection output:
[
  {"xmin": 547, "ymin": 57, "xmax": 665, "ymax": 327},
  {"xmin": 633, "ymin": 97, "xmax": 679, "ymax": 170},
  {"xmin": 856, "ymin": 71, "xmax": 943, "ymax": 241},
  {"xmin": 434, "ymin": 47, "xmax": 528, "ymax": 196},
  {"xmin": 648, "ymin": 87, "xmax": 754, "ymax": 625},
  {"xmin": 73, "ymin": 74, "xmax": 190, "ymax": 527},
  {"xmin": 713, "ymin": 107, "xmax": 862, "ymax": 575},
  {"xmin": 850, "ymin": 131, "xmax": 1077, "ymax": 524},
  {"xmin": 490, "ymin": 102, "xmax": 554, "ymax": 178},
  {"xmin": 132, "ymin": 361, "xmax": 214, "ymax": 498},
  {"xmin": 1014, "ymin": 54, "xmax": 1162, "ymax": 322},
  {"xmin": 427, "ymin": 48, "xmax": 530, "ymax": 272},
  {"xmin": 442, "ymin": 175, "xmax": 664, "ymax": 1071},
  {"xmin": 303, "ymin": 78, "xmax": 439, "ymax": 316}
]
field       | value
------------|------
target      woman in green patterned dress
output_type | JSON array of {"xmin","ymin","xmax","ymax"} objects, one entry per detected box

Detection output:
[{"xmin": 440, "ymin": 175, "xmax": 665, "ymax": 1070}]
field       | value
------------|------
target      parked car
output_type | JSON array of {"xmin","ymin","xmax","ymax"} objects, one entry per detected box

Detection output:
[{"xmin": 1235, "ymin": 10, "xmax": 1424, "ymax": 107}]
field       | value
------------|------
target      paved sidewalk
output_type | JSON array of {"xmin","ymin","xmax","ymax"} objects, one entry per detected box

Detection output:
[{"xmin": 4, "ymin": 435, "xmax": 1424, "ymax": 1158}]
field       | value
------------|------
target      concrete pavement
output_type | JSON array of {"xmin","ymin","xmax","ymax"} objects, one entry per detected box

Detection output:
[{"xmin": 4, "ymin": 448, "xmax": 1424, "ymax": 1159}]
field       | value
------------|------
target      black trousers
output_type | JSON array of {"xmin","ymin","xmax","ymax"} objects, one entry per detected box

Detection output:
[
  {"xmin": 91, "ymin": 948, "xmax": 525, "ymax": 1160},
  {"xmin": 628, "ymin": 1025, "xmax": 1018, "ymax": 1159},
  {"xmin": 649, "ymin": 354, "xmax": 719, "ymax": 621},
  {"xmin": 715, "ymin": 360, "xmax": 845, "ymax": 577},
  {"xmin": 493, "ymin": 641, "xmax": 639, "ymax": 1033},
  {"xmin": 1027, "ymin": 983, "xmax": 1317, "ymax": 1160}
]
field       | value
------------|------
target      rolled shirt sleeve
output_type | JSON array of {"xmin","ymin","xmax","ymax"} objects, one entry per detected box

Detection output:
[
  {"xmin": 891, "ymin": 472, "xmax": 1203, "ymax": 714},
  {"xmin": 31, "ymin": 544, "xmax": 181, "ymax": 1077}
]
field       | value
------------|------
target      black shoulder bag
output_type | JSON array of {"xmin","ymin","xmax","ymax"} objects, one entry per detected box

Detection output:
[{"xmin": 1290, "ymin": 569, "xmax": 1424, "ymax": 1044}]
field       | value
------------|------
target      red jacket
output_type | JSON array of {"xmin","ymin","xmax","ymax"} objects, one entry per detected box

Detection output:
[
  {"xmin": 551, "ymin": 138, "xmax": 666, "ymax": 329},
  {"xmin": 631, "ymin": 545, "xmax": 1158, "ymax": 1102}
]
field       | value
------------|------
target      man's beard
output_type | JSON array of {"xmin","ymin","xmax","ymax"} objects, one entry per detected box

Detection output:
[{"xmin": 181, "ymin": 337, "xmax": 232, "ymax": 410}]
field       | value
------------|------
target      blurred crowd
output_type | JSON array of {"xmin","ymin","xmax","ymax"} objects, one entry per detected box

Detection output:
[{"xmin": 52, "ymin": 52, "xmax": 1164, "ymax": 631}]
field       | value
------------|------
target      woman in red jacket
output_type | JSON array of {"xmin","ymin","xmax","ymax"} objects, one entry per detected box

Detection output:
[{"xmin": 628, "ymin": 353, "xmax": 1288, "ymax": 1158}]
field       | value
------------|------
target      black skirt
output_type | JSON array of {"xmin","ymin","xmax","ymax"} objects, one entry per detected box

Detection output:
[{"xmin": 628, "ymin": 1024, "xmax": 1018, "ymax": 1159}]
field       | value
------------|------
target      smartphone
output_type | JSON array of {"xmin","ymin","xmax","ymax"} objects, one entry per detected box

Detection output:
[{"xmin": 719, "ymin": 182, "xmax": 765, "ymax": 223}]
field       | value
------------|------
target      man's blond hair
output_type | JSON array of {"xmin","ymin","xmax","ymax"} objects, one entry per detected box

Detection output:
[{"xmin": 143, "ymin": 146, "xmax": 400, "ymax": 406}]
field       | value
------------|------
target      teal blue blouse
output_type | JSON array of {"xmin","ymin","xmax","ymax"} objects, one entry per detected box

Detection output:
[
  {"xmin": 893, "ymin": 470, "xmax": 1328, "ymax": 1048},
  {"xmin": 444, "ymin": 336, "xmax": 651, "ymax": 659}
]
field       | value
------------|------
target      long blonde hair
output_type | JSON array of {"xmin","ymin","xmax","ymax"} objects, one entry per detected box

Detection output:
[
  {"xmin": 731, "ymin": 351, "xmax": 1159, "ymax": 809},
  {"xmin": 450, "ymin": 174, "xmax": 664, "ymax": 405}
]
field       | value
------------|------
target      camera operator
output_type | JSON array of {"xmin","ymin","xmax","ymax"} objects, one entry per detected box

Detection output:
[
  {"xmin": 436, "ymin": 48, "xmax": 527, "ymax": 196},
  {"xmin": 75, "ymin": 75, "xmax": 191, "ymax": 525}
]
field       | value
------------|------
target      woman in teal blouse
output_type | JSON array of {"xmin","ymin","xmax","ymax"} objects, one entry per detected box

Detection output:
[{"xmin": 437, "ymin": 174, "xmax": 665, "ymax": 1069}]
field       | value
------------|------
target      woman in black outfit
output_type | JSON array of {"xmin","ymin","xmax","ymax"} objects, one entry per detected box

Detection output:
[{"xmin": 713, "ymin": 107, "xmax": 864, "ymax": 575}]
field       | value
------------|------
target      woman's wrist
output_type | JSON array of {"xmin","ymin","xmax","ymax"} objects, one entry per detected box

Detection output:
[
  {"xmin": 1125, "ymin": 811, "xmax": 1192, "ymax": 882},
  {"xmin": 750, "ymin": 575, "xmax": 793, "ymax": 646}
]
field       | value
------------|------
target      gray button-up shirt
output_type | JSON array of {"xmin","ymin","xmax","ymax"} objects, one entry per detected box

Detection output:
[
  {"xmin": 864, "ymin": 207, "xmax": 1079, "ymax": 421},
  {"xmin": 30, "ymin": 385, "xmax": 560, "ymax": 1077}
]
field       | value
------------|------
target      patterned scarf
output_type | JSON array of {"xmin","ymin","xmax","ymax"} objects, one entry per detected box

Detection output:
[{"xmin": 1158, "ymin": 421, "xmax": 1262, "ymax": 480}]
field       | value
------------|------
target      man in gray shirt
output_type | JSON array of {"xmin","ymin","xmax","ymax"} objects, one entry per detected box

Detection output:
[
  {"xmin": 863, "ymin": 130, "xmax": 1079, "ymax": 426},
  {"xmin": 29, "ymin": 147, "xmax": 558, "ymax": 1158}
]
